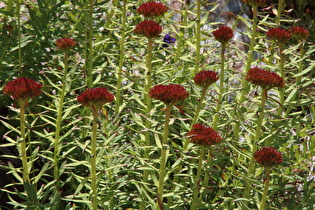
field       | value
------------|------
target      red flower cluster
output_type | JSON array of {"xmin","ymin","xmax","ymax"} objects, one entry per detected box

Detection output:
[
  {"xmin": 243, "ymin": 0, "xmax": 268, "ymax": 7},
  {"xmin": 3, "ymin": 77, "xmax": 42, "ymax": 101},
  {"xmin": 77, "ymin": 87, "xmax": 114, "ymax": 111},
  {"xmin": 194, "ymin": 70, "xmax": 219, "ymax": 89},
  {"xmin": 266, "ymin": 28, "xmax": 292, "ymax": 45},
  {"xmin": 134, "ymin": 20, "xmax": 162, "ymax": 38},
  {"xmin": 56, "ymin": 37, "xmax": 76, "ymax": 50},
  {"xmin": 149, "ymin": 84, "xmax": 189, "ymax": 106},
  {"xmin": 254, "ymin": 147, "xmax": 283, "ymax": 168},
  {"xmin": 212, "ymin": 26, "xmax": 234, "ymax": 44},
  {"xmin": 245, "ymin": 67, "xmax": 285, "ymax": 90},
  {"xmin": 187, "ymin": 124, "xmax": 222, "ymax": 146},
  {"xmin": 137, "ymin": 1, "xmax": 168, "ymax": 18},
  {"xmin": 289, "ymin": 26, "xmax": 310, "ymax": 41}
]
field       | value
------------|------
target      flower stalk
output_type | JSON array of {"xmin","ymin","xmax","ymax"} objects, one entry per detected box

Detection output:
[
  {"xmin": 191, "ymin": 146, "xmax": 206, "ymax": 209},
  {"xmin": 19, "ymin": 99, "xmax": 30, "ymax": 183},
  {"xmin": 259, "ymin": 167, "xmax": 271, "ymax": 210},
  {"xmin": 91, "ymin": 110, "xmax": 98, "ymax": 210},
  {"xmin": 114, "ymin": 0, "xmax": 127, "ymax": 114},
  {"xmin": 156, "ymin": 104, "xmax": 172, "ymax": 209},
  {"xmin": 194, "ymin": 0, "xmax": 201, "ymax": 75}
]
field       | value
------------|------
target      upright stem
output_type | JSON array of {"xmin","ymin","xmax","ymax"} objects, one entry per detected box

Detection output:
[
  {"xmin": 141, "ymin": 38, "xmax": 154, "ymax": 210},
  {"xmin": 277, "ymin": 46, "xmax": 285, "ymax": 116},
  {"xmin": 259, "ymin": 167, "xmax": 271, "ymax": 210},
  {"xmin": 213, "ymin": 45, "xmax": 226, "ymax": 130},
  {"xmin": 200, "ymin": 146, "xmax": 213, "ymax": 200},
  {"xmin": 243, "ymin": 88, "xmax": 267, "ymax": 200},
  {"xmin": 275, "ymin": 0, "xmax": 284, "ymax": 26},
  {"xmin": 87, "ymin": 0, "xmax": 94, "ymax": 88},
  {"xmin": 235, "ymin": 5, "xmax": 258, "ymax": 139},
  {"xmin": 194, "ymin": 0, "xmax": 201, "ymax": 75},
  {"xmin": 91, "ymin": 110, "xmax": 98, "ymax": 210},
  {"xmin": 191, "ymin": 146, "xmax": 206, "ymax": 209},
  {"xmin": 156, "ymin": 105, "xmax": 172, "ymax": 209},
  {"xmin": 53, "ymin": 51, "xmax": 69, "ymax": 185},
  {"xmin": 19, "ymin": 100, "xmax": 30, "ymax": 183},
  {"xmin": 16, "ymin": 0, "xmax": 21, "ymax": 71},
  {"xmin": 114, "ymin": 0, "xmax": 127, "ymax": 114}
]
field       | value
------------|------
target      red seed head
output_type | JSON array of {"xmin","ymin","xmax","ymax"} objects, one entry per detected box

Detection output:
[
  {"xmin": 267, "ymin": 28, "xmax": 292, "ymax": 45},
  {"xmin": 245, "ymin": 67, "xmax": 285, "ymax": 90},
  {"xmin": 56, "ymin": 37, "xmax": 76, "ymax": 50},
  {"xmin": 149, "ymin": 84, "xmax": 189, "ymax": 106},
  {"xmin": 77, "ymin": 87, "xmax": 114, "ymax": 111},
  {"xmin": 187, "ymin": 124, "xmax": 222, "ymax": 146},
  {"xmin": 137, "ymin": 1, "xmax": 168, "ymax": 18},
  {"xmin": 194, "ymin": 70, "xmax": 219, "ymax": 89},
  {"xmin": 288, "ymin": 26, "xmax": 310, "ymax": 42},
  {"xmin": 254, "ymin": 147, "xmax": 283, "ymax": 168},
  {"xmin": 134, "ymin": 20, "xmax": 163, "ymax": 39},
  {"xmin": 3, "ymin": 77, "xmax": 42, "ymax": 101},
  {"xmin": 212, "ymin": 26, "xmax": 234, "ymax": 44},
  {"xmin": 242, "ymin": 0, "xmax": 268, "ymax": 7}
]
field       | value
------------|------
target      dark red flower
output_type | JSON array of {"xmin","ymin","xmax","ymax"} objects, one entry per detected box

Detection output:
[
  {"xmin": 56, "ymin": 37, "xmax": 76, "ymax": 50},
  {"xmin": 245, "ymin": 67, "xmax": 285, "ymax": 90},
  {"xmin": 288, "ymin": 26, "xmax": 310, "ymax": 42},
  {"xmin": 266, "ymin": 28, "xmax": 292, "ymax": 45},
  {"xmin": 212, "ymin": 26, "xmax": 234, "ymax": 44},
  {"xmin": 77, "ymin": 87, "xmax": 114, "ymax": 111},
  {"xmin": 149, "ymin": 84, "xmax": 189, "ymax": 106},
  {"xmin": 254, "ymin": 147, "xmax": 283, "ymax": 168},
  {"xmin": 187, "ymin": 124, "xmax": 222, "ymax": 146},
  {"xmin": 134, "ymin": 20, "xmax": 162, "ymax": 38},
  {"xmin": 194, "ymin": 70, "xmax": 219, "ymax": 89},
  {"xmin": 242, "ymin": 0, "xmax": 268, "ymax": 7},
  {"xmin": 137, "ymin": 1, "xmax": 168, "ymax": 18},
  {"xmin": 3, "ymin": 77, "xmax": 42, "ymax": 101}
]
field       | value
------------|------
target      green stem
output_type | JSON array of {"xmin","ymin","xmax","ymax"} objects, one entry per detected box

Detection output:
[
  {"xmin": 243, "ymin": 88, "xmax": 267, "ymax": 200},
  {"xmin": 235, "ymin": 5, "xmax": 258, "ymax": 140},
  {"xmin": 53, "ymin": 51, "xmax": 69, "ymax": 185},
  {"xmin": 87, "ymin": 0, "xmax": 94, "ymax": 88},
  {"xmin": 156, "ymin": 104, "xmax": 172, "ymax": 209},
  {"xmin": 191, "ymin": 146, "xmax": 206, "ymax": 209},
  {"xmin": 275, "ymin": 0, "xmax": 284, "ymax": 26},
  {"xmin": 91, "ymin": 110, "xmax": 98, "ymax": 210},
  {"xmin": 141, "ymin": 38, "xmax": 154, "ymax": 210},
  {"xmin": 114, "ymin": 0, "xmax": 127, "ymax": 114},
  {"xmin": 213, "ymin": 45, "xmax": 226, "ymax": 130},
  {"xmin": 19, "ymin": 100, "xmax": 30, "ymax": 183},
  {"xmin": 194, "ymin": 0, "xmax": 201, "ymax": 75},
  {"xmin": 16, "ymin": 0, "xmax": 21, "ymax": 72},
  {"xmin": 259, "ymin": 167, "xmax": 271, "ymax": 210},
  {"xmin": 200, "ymin": 146, "xmax": 213, "ymax": 200},
  {"xmin": 277, "ymin": 46, "xmax": 285, "ymax": 116}
]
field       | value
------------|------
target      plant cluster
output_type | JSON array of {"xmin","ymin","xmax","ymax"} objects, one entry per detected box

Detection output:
[{"xmin": 0, "ymin": 0, "xmax": 315, "ymax": 209}]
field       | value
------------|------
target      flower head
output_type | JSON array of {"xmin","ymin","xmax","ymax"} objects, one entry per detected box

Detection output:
[
  {"xmin": 162, "ymin": 34, "xmax": 176, "ymax": 48},
  {"xmin": 3, "ymin": 77, "xmax": 42, "ymax": 101},
  {"xmin": 134, "ymin": 20, "xmax": 162, "ymax": 39},
  {"xmin": 267, "ymin": 28, "xmax": 292, "ymax": 45},
  {"xmin": 137, "ymin": 1, "xmax": 168, "ymax": 18},
  {"xmin": 56, "ymin": 37, "xmax": 76, "ymax": 50},
  {"xmin": 77, "ymin": 87, "xmax": 114, "ymax": 111},
  {"xmin": 245, "ymin": 67, "xmax": 285, "ymax": 90},
  {"xmin": 242, "ymin": 0, "xmax": 268, "ymax": 7},
  {"xmin": 149, "ymin": 84, "xmax": 189, "ymax": 106},
  {"xmin": 254, "ymin": 147, "xmax": 283, "ymax": 168},
  {"xmin": 188, "ymin": 124, "xmax": 222, "ymax": 146},
  {"xmin": 212, "ymin": 26, "xmax": 234, "ymax": 44},
  {"xmin": 288, "ymin": 26, "xmax": 310, "ymax": 42},
  {"xmin": 194, "ymin": 70, "xmax": 219, "ymax": 89}
]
